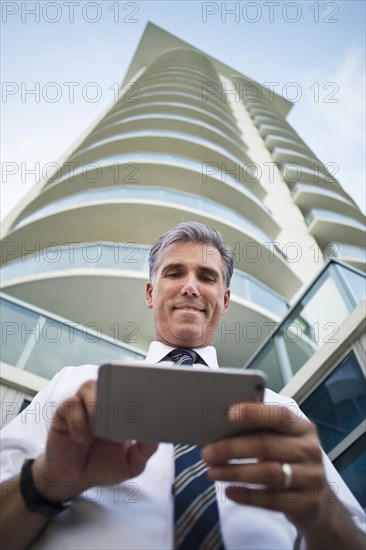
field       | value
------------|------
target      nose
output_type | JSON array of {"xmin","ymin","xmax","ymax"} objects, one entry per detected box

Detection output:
[{"xmin": 180, "ymin": 274, "xmax": 200, "ymax": 297}]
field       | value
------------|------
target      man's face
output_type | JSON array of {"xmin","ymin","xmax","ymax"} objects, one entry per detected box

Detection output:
[{"xmin": 146, "ymin": 241, "xmax": 230, "ymax": 348}]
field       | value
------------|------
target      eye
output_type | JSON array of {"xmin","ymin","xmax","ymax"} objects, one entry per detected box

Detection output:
[
  {"xmin": 166, "ymin": 271, "xmax": 181, "ymax": 278},
  {"xmin": 201, "ymin": 274, "xmax": 215, "ymax": 282}
]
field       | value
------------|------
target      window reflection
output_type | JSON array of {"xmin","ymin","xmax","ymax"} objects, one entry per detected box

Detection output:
[
  {"xmin": 333, "ymin": 434, "xmax": 366, "ymax": 509},
  {"xmin": 301, "ymin": 352, "xmax": 366, "ymax": 454},
  {"xmin": 246, "ymin": 262, "xmax": 366, "ymax": 391}
]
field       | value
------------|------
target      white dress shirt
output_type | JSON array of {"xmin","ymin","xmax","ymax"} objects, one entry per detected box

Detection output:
[{"xmin": 1, "ymin": 342, "xmax": 365, "ymax": 549}]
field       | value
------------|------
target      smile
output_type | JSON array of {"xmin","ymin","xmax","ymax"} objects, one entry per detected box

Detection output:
[{"xmin": 174, "ymin": 307, "xmax": 204, "ymax": 312}]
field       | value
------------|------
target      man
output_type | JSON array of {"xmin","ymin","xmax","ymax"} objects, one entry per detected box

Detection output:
[{"xmin": 0, "ymin": 222, "xmax": 365, "ymax": 549}]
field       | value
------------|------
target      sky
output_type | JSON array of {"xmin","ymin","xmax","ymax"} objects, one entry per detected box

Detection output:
[{"xmin": 1, "ymin": 0, "xmax": 365, "ymax": 221}]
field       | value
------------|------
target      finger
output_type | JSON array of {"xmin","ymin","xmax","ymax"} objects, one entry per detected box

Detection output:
[
  {"xmin": 55, "ymin": 395, "xmax": 92, "ymax": 443},
  {"xmin": 127, "ymin": 442, "xmax": 159, "ymax": 478},
  {"xmin": 228, "ymin": 402, "xmax": 307, "ymax": 435},
  {"xmin": 225, "ymin": 483, "xmax": 327, "ymax": 518},
  {"xmin": 202, "ymin": 430, "xmax": 322, "ymax": 465},
  {"xmin": 77, "ymin": 380, "xmax": 98, "ymax": 424},
  {"xmin": 207, "ymin": 461, "xmax": 325, "ymax": 489}
]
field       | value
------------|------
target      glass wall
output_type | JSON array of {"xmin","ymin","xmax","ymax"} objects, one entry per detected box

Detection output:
[
  {"xmin": 245, "ymin": 261, "xmax": 366, "ymax": 392},
  {"xmin": 245, "ymin": 261, "xmax": 366, "ymax": 508},
  {"xmin": 301, "ymin": 352, "xmax": 366, "ymax": 509},
  {"xmin": 333, "ymin": 434, "xmax": 366, "ymax": 509},
  {"xmin": 301, "ymin": 352, "xmax": 365, "ymax": 453}
]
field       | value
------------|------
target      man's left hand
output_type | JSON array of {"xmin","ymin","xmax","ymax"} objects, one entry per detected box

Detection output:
[{"xmin": 202, "ymin": 402, "xmax": 335, "ymax": 537}]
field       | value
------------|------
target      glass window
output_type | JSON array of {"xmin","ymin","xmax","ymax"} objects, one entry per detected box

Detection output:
[
  {"xmin": 248, "ymin": 279, "xmax": 288, "ymax": 318},
  {"xmin": 333, "ymin": 434, "xmax": 366, "ymax": 509},
  {"xmin": 335, "ymin": 264, "xmax": 366, "ymax": 304},
  {"xmin": 247, "ymin": 342, "xmax": 284, "ymax": 392},
  {"xmin": 301, "ymin": 352, "xmax": 366, "ymax": 453},
  {"xmin": 278, "ymin": 328, "xmax": 315, "ymax": 377},
  {"xmin": 296, "ymin": 272, "xmax": 351, "ymax": 345}
]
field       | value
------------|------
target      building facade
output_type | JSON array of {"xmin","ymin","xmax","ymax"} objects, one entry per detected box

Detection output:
[{"xmin": 1, "ymin": 23, "xmax": 365, "ymax": 506}]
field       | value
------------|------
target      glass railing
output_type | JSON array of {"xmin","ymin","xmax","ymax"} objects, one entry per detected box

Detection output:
[
  {"xmin": 0, "ymin": 294, "xmax": 145, "ymax": 381},
  {"xmin": 245, "ymin": 261, "xmax": 366, "ymax": 392},
  {"xmin": 12, "ymin": 186, "xmax": 272, "ymax": 244},
  {"xmin": 0, "ymin": 244, "xmax": 289, "ymax": 318}
]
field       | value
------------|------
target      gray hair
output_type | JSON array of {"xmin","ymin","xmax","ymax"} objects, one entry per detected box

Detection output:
[{"xmin": 148, "ymin": 222, "xmax": 234, "ymax": 289}]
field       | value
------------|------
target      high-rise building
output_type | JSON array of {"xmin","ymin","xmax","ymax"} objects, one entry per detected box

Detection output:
[{"xmin": 1, "ymin": 23, "xmax": 365, "ymax": 507}]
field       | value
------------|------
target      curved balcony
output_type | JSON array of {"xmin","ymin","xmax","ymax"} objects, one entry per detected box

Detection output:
[
  {"xmin": 292, "ymin": 183, "xmax": 363, "ymax": 221},
  {"xmin": 141, "ymin": 68, "xmax": 212, "ymax": 86},
  {"xmin": 102, "ymin": 100, "xmax": 243, "ymax": 142},
  {"xmin": 1, "ymin": 188, "xmax": 301, "ymax": 299},
  {"xmin": 135, "ymin": 81, "xmax": 235, "ymax": 119},
  {"xmin": 140, "ymin": 72, "xmax": 227, "ymax": 101},
  {"xmin": 281, "ymin": 163, "xmax": 347, "ymax": 195},
  {"xmin": 90, "ymin": 113, "xmax": 244, "ymax": 153},
  {"xmin": 247, "ymin": 106, "xmax": 285, "ymax": 121},
  {"xmin": 0, "ymin": 243, "xmax": 288, "ymax": 316},
  {"xmin": 265, "ymin": 135, "xmax": 313, "ymax": 157},
  {"xmin": 271, "ymin": 147, "xmax": 325, "ymax": 172},
  {"xmin": 72, "ymin": 117, "xmax": 247, "ymax": 168},
  {"xmin": 0, "ymin": 246, "xmax": 288, "ymax": 368},
  {"xmin": 12, "ymin": 187, "xmax": 272, "ymax": 243},
  {"xmin": 112, "ymin": 90, "xmax": 236, "ymax": 127},
  {"xmin": 305, "ymin": 209, "xmax": 366, "ymax": 248},
  {"xmin": 66, "ymin": 130, "xmax": 257, "ymax": 183},
  {"xmin": 13, "ymin": 156, "xmax": 275, "ymax": 236},
  {"xmin": 259, "ymin": 124, "xmax": 299, "ymax": 142},
  {"xmin": 253, "ymin": 114, "xmax": 292, "ymax": 134}
]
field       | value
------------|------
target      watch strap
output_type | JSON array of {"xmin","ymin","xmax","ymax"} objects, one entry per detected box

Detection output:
[{"xmin": 20, "ymin": 458, "xmax": 71, "ymax": 517}]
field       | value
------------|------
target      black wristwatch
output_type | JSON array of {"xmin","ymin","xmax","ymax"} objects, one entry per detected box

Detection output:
[{"xmin": 20, "ymin": 459, "xmax": 72, "ymax": 517}]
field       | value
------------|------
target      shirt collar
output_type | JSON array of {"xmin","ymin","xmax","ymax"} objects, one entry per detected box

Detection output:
[{"xmin": 146, "ymin": 341, "xmax": 219, "ymax": 369}]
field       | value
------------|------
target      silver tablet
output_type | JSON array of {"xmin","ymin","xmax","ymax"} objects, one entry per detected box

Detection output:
[{"xmin": 95, "ymin": 362, "xmax": 266, "ymax": 445}]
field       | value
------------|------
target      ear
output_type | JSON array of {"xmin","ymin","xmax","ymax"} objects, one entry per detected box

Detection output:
[
  {"xmin": 223, "ymin": 289, "xmax": 230, "ymax": 315},
  {"xmin": 146, "ymin": 281, "xmax": 153, "ymax": 309}
]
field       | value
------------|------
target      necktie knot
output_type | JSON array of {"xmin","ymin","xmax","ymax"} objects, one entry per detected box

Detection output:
[{"xmin": 168, "ymin": 348, "xmax": 198, "ymax": 366}]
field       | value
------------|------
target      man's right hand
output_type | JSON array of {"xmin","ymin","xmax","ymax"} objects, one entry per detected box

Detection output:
[
  {"xmin": 32, "ymin": 379, "xmax": 158, "ymax": 502},
  {"xmin": 0, "ymin": 379, "xmax": 157, "ymax": 549}
]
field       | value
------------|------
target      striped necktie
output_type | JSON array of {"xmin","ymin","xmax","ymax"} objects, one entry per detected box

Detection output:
[{"xmin": 168, "ymin": 349, "xmax": 225, "ymax": 550}]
